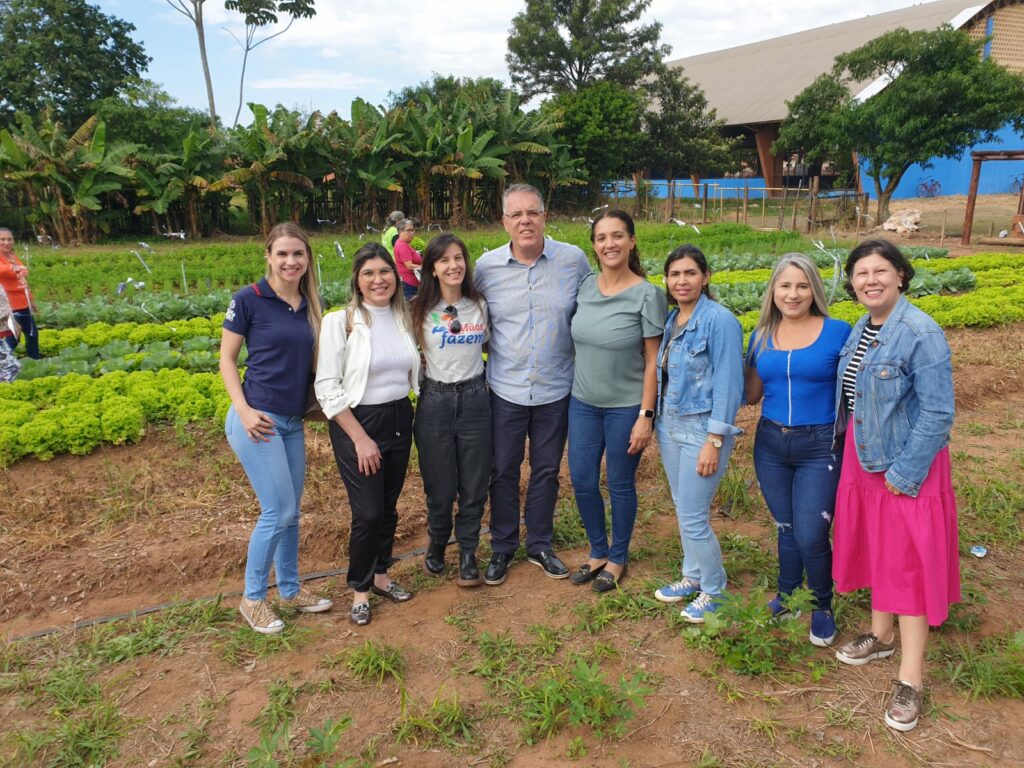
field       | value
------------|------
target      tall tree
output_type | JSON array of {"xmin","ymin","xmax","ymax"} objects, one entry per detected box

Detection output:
[
  {"xmin": 544, "ymin": 81, "xmax": 644, "ymax": 201},
  {"xmin": 387, "ymin": 74, "xmax": 510, "ymax": 111},
  {"xmin": 93, "ymin": 79, "xmax": 209, "ymax": 153},
  {"xmin": 0, "ymin": 0, "xmax": 150, "ymax": 126},
  {"xmin": 506, "ymin": 0, "xmax": 670, "ymax": 99},
  {"xmin": 775, "ymin": 25, "xmax": 1024, "ymax": 221},
  {"xmin": 223, "ymin": 1, "xmax": 317, "ymax": 127},
  {"xmin": 642, "ymin": 68, "xmax": 737, "ymax": 220},
  {"xmin": 165, "ymin": 1, "xmax": 220, "ymax": 127}
]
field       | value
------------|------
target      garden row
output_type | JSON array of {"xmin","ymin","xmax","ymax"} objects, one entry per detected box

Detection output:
[
  {"xmin": 19, "ymin": 223, "xmax": 856, "ymax": 306},
  {"xmin": 2, "ymin": 250, "xmax": 1021, "ymax": 466}
]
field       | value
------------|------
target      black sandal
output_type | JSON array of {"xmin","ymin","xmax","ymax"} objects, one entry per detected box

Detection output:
[{"xmin": 569, "ymin": 562, "xmax": 606, "ymax": 585}]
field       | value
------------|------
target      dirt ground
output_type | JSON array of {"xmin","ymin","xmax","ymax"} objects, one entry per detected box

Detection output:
[{"xmin": 1, "ymin": 323, "xmax": 1023, "ymax": 767}]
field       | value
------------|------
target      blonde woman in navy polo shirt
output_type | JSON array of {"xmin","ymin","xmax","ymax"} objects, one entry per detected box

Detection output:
[{"xmin": 221, "ymin": 222, "xmax": 333, "ymax": 635}]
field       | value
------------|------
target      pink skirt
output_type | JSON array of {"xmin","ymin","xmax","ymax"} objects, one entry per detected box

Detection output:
[{"xmin": 832, "ymin": 427, "xmax": 961, "ymax": 626}]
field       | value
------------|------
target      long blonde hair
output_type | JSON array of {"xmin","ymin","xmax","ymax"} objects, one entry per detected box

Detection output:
[
  {"xmin": 264, "ymin": 222, "xmax": 323, "ymax": 362},
  {"xmin": 752, "ymin": 253, "xmax": 830, "ymax": 354}
]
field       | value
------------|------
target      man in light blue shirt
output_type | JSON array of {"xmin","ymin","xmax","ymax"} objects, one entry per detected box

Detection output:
[{"xmin": 474, "ymin": 183, "xmax": 591, "ymax": 585}]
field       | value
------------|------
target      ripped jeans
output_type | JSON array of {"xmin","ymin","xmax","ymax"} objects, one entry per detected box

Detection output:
[{"xmin": 753, "ymin": 418, "xmax": 841, "ymax": 611}]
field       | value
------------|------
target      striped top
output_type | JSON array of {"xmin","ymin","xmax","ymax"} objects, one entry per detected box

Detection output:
[{"xmin": 841, "ymin": 322, "xmax": 881, "ymax": 414}]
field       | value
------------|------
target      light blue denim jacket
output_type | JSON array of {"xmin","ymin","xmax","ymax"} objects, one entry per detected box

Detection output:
[
  {"xmin": 834, "ymin": 295, "xmax": 954, "ymax": 497},
  {"xmin": 656, "ymin": 293, "xmax": 744, "ymax": 436}
]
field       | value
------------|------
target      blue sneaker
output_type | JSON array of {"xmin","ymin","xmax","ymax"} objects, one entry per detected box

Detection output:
[
  {"xmin": 810, "ymin": 610, "xmax": 837, "ymax": 647},
  {"xmin": 682, "ymin": 592, "xmax": 721, "ymax": 624},
  {"xmin": 767, "ymin": 594, "xmax": 801, "ymax": 620},
  {"xmin": 655, "ymin": 578, "xmax": 700, "ymax": 603}
]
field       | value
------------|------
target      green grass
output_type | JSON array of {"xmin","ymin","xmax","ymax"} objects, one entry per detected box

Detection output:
[
  {"xmin": 339, "ymin": 640, "xmax": 406, "ymax": 685},
  {"xmin": 932, "ymin": 631, "xmax": 1024, "ymax": 700}
]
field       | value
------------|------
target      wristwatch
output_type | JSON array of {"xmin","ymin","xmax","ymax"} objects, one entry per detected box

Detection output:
[
  {"xmin": 706, "ymin": 436, "xmax": 723, "ymax": 449},
  {"xmin": 639, "ymin": 408, "xmax": 655, "ymax": 419}
]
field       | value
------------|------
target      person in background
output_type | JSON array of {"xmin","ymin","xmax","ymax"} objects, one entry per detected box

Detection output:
[
  {"xmin": 0, "ymin": 227, "xmax": 40, "ymax": 359},
  {"xmin": 745, "ymin": 253, "xmax": 851, "ymax": 646},
  {"xmin": 411, "ymin": 233, "xmax": 490, "ymax": 587},
  {"xmin": 653, "ymin": 245, "xmax": 743, "ymax": 623},
  {"xmin": 220, "ymin": 222, "xmax": 333, "ymax": 635},
  {"xmin": 567, "ymin": 210, "xmax": 665, "ymax": 593},
  {"xmin": 394, "ymin": 219, "xmax": 422, "ymax": 301},
  {"xmin": 316, "ymin": 243, "xmax": 420, "ymax": 626},
  {"xmin": 473, "ymin": 183, "xmax": 591, "ymax": 586},
  {"xmin": 381, "ymin": 211, "xmax": 404, "ymax": 257},
  {"xmin": 0, "ymin": 285, "xmax": 20, "ymax": 381},
  {"xmin": 831, "ymin": 239, "xmax": 959, "ymax": 733}
]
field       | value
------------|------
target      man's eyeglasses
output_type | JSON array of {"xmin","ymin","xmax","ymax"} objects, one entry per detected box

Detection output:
[
  {"xmin": 503, "ymin": 209, "xmax": 544, "ymax": 222},
  {"xmin": 443, "ymin": 304, "xmax": 462, "ymax": 334}
]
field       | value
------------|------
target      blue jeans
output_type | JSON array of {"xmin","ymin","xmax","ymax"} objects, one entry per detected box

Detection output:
[
  {"xmin": 7, "ymin": 308, "xmax": 40, "ymax": 359},
  {"xmin": 226, "ymin": 406, "xmax": 305, "ymax": 601},
  {"xmin": 657, "ymin": 413, "xmax": 733, "ymax": 596},
  {"xmin": 568, "ymin": 396, "xmax": 642, "ymax": 566},
  {"xmin": 414, "ymin": 376, "xmax": 491, "ymax": 551},
  {"xmin": 753, "ymin": 418, "xmax": 840, "ymax": 611}
]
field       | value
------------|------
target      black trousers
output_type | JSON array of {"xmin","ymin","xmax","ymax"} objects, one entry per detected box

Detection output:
[
  {"xmin": 488, "ymin": 392, "xmax": 570, "ymax": 556},
  {"xmin": 413, "ymin": 375, "xmax": 491, "ymax": 552},
  {"xmin": 328, "ymin": 398, "xmax": 413, "ymax": 592}
]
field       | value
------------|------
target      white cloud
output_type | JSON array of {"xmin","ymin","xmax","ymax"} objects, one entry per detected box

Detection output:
[{"xmin": 250, "ymin": 71, "xmax": 382, "ymax": 91}]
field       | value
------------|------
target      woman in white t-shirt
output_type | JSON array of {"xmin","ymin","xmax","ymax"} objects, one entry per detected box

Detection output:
[{"xmin": 410, "ymin": 233, "xmax": 491, "ymax": 587}]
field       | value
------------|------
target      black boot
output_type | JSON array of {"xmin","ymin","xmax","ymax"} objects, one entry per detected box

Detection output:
[
  {"xmin": 423, "ymin": 541, "xmax": 446, "ymax": 575},
  {"xmin": 457, "ymin": 551, "xmax": 483, "ymax": 587}
]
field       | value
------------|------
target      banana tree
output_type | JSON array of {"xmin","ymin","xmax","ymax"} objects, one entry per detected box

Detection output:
[
  {"xmin": 0, "ymin": 112, "xmax": 135, "ymax": 244},
  {"xmin": 211, "ymin": 103, "xmax": 313, "ymax": 235},
  {"xmin": 348, "ymin": 99, "xmax": 409, "ymax": 227},
  {"xmin": 431, "ymin": 122, "xmax": 508, "ymax": 227}
]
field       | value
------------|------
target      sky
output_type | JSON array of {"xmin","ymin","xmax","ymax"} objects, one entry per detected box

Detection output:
[{"xmin": 94, "ymin": 0, "xmax": 934, "ymax": 124}]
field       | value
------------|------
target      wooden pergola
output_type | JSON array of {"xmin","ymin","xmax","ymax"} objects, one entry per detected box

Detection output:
[{"xmin": 961, "ymin": 149, "xmax": 1024, "ymax": 245}]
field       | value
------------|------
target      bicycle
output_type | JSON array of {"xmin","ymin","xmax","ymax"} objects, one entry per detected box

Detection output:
[
  {"xmin": 916, "ymin": 177, "xmax": 942, "ymax": 198},
  {"xmin": 1010, "ymin": 174, "xmax": 1023, "ymax": 194}
]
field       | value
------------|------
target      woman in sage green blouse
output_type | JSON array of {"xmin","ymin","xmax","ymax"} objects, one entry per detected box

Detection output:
[{"xmin": 567, "ymin": 209, "xmax": 667, "ymax": 593}]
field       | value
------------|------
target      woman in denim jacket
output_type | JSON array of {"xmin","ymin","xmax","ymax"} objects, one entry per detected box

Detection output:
[
  {"xmin": 652, "ymin": 245, "xmax": 743, "ymax": 623},
  {"xmin": 831, "ymin": 239, "xmax": 959, "ymax": 733}
]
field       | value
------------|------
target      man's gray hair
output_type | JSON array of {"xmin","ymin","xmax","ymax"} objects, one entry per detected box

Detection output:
[{"xmin": 502, "ymin": 183, "xmax": 544, "ymax": 215}]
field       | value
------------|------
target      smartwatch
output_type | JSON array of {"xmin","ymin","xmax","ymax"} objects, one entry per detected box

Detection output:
[{"xmin": 639, "ymin": 408, "xmax": 655, "ymax": 419}]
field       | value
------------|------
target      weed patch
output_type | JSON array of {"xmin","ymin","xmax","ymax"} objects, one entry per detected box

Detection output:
[{"xmin": 933, "ymin": 631, "xmax": 1024, "ymax": 699}]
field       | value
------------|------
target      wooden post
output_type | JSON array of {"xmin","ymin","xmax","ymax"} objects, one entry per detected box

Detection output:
[
  {"xmin": 790, "ymin": 180, "xmax": 803, "ymax": 231},
  {"xmin": 735, "ymin": 188, "xmax": 741, "ymax": 223},
  {"xmin": 702, "ymin": 183, "xmax": 708, "ymax": 224},
  {"xmin": 742, "ymin": 185, "xmax": 749, "ymax": 226},
  {"xmin": 961, "ymin": 156, "xmax": 983, "ymax": 245},
  {"xmin": 778, "ymin": 186, "xmax": 788, "ymax": 229},
  {"xmin": 940, "ymin": 210, "xmax": 947, "ymax": 248},
  {"xmin": 807, "ymin": 176, "xmax": 819, "ymax": 233},
  {"xmin": 760, "ymin": 189, "xmax": 766, "ymax": 228}
]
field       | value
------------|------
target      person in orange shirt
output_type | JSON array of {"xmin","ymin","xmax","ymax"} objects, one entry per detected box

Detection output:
[{"xmin": 0, "ymin": 228, "xmax": 39, "ymax": 359}]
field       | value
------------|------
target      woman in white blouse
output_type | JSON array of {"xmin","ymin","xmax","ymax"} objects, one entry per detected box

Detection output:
[{"xmin": 316, "ymin": 243, "xmax": 420, "ymax": 626}]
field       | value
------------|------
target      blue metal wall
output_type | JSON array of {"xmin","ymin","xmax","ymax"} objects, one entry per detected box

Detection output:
[{"xmin": 862, "ymin": 123, "xmax": 1024, "ymax": 200}]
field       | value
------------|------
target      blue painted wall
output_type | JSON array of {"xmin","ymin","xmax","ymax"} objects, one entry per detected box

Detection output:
[{"xmin": 861, "ymin": 123, "xmax": 1024, "ymax": 200}]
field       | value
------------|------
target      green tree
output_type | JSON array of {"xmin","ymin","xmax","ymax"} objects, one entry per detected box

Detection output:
[
  {"xmin": 506, "ymin": 0, "xmax": 670, "ymax": 99},
  {"xmin": 642, "ymin": 68, "xmax": 737, "ymax": 220},
  {"xmin": 224, "ymin": 1, "xmax": 317, "ymax": 127},
  {"xmin": 387, "ymin": 74, "xmax": 510, "ymax": 111},
  {"xmin": 0, "ymin": 0, "xmax": 150, "ymax": 126},
  {"xmin": 775, "ymin": 25, "xmax": 1024, "ymax": 220},
  {"xmin": 92, "ymin": 79, "xmax": 209, "ymax": 153},
  {"xmin": 545, "ymin": 81, "xmax": 644, "ymax": 201}
]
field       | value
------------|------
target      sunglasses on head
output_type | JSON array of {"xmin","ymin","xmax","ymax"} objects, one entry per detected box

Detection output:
[{"xmin": 443, "ymin": 304, "xmax": 462, "ymax": 334}]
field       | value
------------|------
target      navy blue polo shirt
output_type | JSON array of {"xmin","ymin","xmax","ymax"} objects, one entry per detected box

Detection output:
[{"xmin": 223, "ymin": 278, "xmax": 314, "ymax": 417}]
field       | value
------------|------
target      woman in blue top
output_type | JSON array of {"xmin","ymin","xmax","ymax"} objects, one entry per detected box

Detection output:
[
  {"xmin": 220, "ymin": 222, "xmax": 333, "ymax": 635},
  {"xmin": 653, "ymin": 245, "xmax": 744, "ymax": 623},
  {"xmin": 567, "ymin": 210, "xmax": 666, "ymax": 593},
  {"xmin": 744, "ymin": 253, "xmax": 851, "ymax": 647}
]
